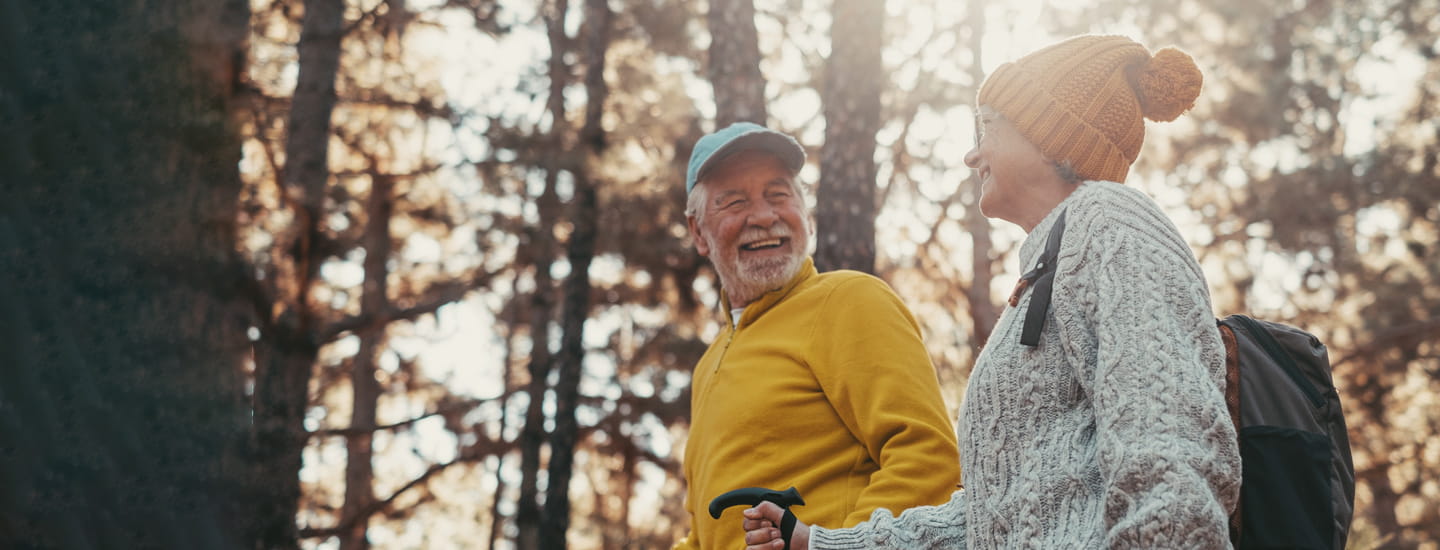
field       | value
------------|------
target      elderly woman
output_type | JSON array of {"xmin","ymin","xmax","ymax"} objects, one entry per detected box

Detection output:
[{"xmin": 742, "ymin": 35, "xmax": 1241, "ymax": 549}]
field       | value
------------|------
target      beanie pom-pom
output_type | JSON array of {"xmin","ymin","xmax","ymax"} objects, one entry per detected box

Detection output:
[{"xmin": 1135, "ymin": 47, "xmax": 1202, "ymax": 122}]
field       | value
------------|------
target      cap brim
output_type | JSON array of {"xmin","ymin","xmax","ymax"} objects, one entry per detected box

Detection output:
[{"xmin": 694, "ymin": 131, "xmax": 806, "ymax": 185}]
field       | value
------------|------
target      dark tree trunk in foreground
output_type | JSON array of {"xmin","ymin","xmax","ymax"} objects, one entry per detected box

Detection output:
[
  {"xmin": 707, "ymin": 0, "xmax": 768, "ymax": 127},
  {"xmin": 814, "ymin": 0, "xmax": 884, "ymax": 274},
  {"xmin": 538, "ymin": 0, "xmax": 610, "ymax": 547},
  {"xmin": 0, "ymin": 0, "xmax": 252, "ymax": 547},
  {"xmin": 250, "ymin": 0, "xmax": 345, "ymax": 548}
]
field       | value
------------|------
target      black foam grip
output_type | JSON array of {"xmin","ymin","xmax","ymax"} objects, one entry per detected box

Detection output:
[{"xmin": 779, "ymin": 509, "xmax": 797, "ymax": 550}]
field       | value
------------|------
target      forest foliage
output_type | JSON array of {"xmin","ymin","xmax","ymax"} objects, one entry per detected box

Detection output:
[{"xmin": 3, "ymin": 0, "xmax": 1437, "ymax": 548}]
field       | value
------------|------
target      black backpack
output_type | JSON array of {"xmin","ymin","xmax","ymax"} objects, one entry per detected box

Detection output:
[{"xmin": 1019, "ymin": 211, "xmax": 1356, "ymax": 550}]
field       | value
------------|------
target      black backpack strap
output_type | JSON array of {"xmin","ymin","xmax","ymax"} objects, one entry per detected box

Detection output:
[{"xmin": 1019, "ymin": 210, "xmax": 1066, "ymax": 347}]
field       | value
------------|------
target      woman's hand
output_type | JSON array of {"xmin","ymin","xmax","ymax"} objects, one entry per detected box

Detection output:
[{"xmin": 742, "ymin": 501, "xmax": 810, "ymax": 550}]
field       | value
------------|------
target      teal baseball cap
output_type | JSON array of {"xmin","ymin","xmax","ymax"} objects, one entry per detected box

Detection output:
[{"xmin": 685, "ymin": 122, "xmax": 806, "ymax": 194}]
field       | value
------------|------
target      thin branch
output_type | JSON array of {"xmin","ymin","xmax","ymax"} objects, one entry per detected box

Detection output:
[
  {"xmin": 309, "ymin": 397, "xmax": 488, "ymax": 437},
  {"xmin": 321, "ymin": 268, "xmax": 499, "ymax": 341},
  {"xmin": 298, "ymin": 443, "xmax": 501, "ymax": 539},
  {"xmin": 875, "ymin": 94, "xmax": 923, "ymax": 211},
  {"xmin": 344, "ymin": 93, "xmax": 460, "ymax": 122},
  {"xmin": 343, "ymin": 0, "xmax": 390, "ymax": 36},
  {"xmin": 332, "ymin": 162, "xmax": 447, "ymax": 180}
]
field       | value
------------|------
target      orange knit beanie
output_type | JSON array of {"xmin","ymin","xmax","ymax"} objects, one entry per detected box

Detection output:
[{"xmin": 977, "ymin": 35, "xmax": 1203, "ymax": 183}]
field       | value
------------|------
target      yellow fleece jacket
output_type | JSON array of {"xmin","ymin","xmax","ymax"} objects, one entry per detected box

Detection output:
[{"xmin": 674, "ymin": 257, "xmax": 959, "ymax": 549}]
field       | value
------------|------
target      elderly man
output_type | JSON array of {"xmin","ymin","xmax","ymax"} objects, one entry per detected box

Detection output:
[{"xmin": 672, "ymin": 122, "xmax": 959, "ymax": 550}]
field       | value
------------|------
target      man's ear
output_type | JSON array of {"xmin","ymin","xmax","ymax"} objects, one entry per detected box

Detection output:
[{"xmin": 688, "ymin": 215, "xmax": 710, "ymax": 257}]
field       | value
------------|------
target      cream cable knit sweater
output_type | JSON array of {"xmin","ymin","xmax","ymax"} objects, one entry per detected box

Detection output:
[{"xmin": 811, "ymin": 181, "xmax": 1241, "ymax": 549}]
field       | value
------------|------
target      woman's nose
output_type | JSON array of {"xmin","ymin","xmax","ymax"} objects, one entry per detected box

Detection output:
[{"xmin": 963, "ymin": 147, "xmax": 980, "ymax": 168}]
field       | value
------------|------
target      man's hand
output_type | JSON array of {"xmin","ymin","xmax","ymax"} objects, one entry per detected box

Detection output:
[{"xmin": 742, "ymin": 501, "xmax": 810, "ymax": 550}]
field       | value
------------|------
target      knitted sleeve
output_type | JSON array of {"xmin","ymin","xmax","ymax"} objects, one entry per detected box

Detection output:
[
  {"xmin": 809, "ymin": 489, "xmax": 967, "ymax": 550},
  {"xmin": 1070, "ymin": 217, "xmax": 1240, "ymax": 548}
]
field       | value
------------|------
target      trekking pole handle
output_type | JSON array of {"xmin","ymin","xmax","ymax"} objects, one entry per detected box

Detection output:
[{"xmin": 709, "ymin": 486, "xmax": 805, "ymax": 550}]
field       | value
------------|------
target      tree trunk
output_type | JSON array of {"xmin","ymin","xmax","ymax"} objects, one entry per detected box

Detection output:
[
  {"xmin": 338, "ymin": 173, "xmax": 394, "ymax": 550},
  {"xmin": 1359, "ymin": 464, "xmax": 1401, "ymax": 538},
  {"xmin": 1357, "ymin": 393, "xmax": 1401, "ymax": 537},
  {"xmin": 620, "ymin": 439, "xmax": 637, "ymax": 548},
  {"xmin": 814, "ymin": 0, "xmax": 883, "ymax": 274},
  {"xmin": 539, "ymin": 0, "xmax": 610, "ymax": 547},
  {"xmin": 540, "ymin": 177, "xmax": 599, "ymax": 550},
  {"xmin": 963, "ymin": 190, "xmax": 998, "ymax": 347},
  {"xmin": 488, "ymin": 283, "xmax": 523, "ymax": 550},
  {"xmin": 707, "ymin": 0, "xmax": 768, "ymax": 126},
  {"xmin": 251, "ymin": 0, "xmax": 345, "ymax": 547},
  {"xmin": 514, "ymin": 244, "xmax": 553, "ymax": 550},
  {"xmin": 516, "ymin": 1, "xmax": 571, "ymax": 548},
  {"xmin": 963, "ymin": 0, "xmax": 998, "ymax": 347},
  {"xmin": 487, "ymin": 431, "xmax": 510, "ymax": 550},
  {"xmin": 0, "ymin": 0, "xmax": 251, "ymax": 547},
  {"xmin": 515, "ymin": 195, "xmax": 558, "ymax": 550},
  {"xmin": 251, "ymin": 340, "xmax": 320, "ymax": 549}
]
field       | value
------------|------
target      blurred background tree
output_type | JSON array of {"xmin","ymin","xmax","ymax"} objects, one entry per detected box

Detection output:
[
  {"xmin": 2, "ymin": 0, "xmax": 1435, "ymax": 548},
  {"xmin": 242, "ymin": 1, "xmax": 1438, "ymax": 547}
]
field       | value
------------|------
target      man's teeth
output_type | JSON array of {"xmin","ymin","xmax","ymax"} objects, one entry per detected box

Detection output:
[{"xmin": 741, "ymin": 238, "xmax": 784, "ymax": 251}]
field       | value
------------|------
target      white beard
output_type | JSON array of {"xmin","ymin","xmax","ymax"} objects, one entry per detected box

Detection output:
[
  {"xmin": 701, "ymin": 219, "xmax": 810, "ymax": 307},
  {"xmin": 725, "ymin": 253, "xmax": 801, "ymax": 305},
  {"xmin": 711, "ymin": 241, "xmax": 805, "ymax": 307}
]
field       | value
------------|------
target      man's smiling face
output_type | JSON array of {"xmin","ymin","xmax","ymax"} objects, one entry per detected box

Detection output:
[{"xmin": 688, "ymin": 149, "xmax": 810, "ymax": 308}]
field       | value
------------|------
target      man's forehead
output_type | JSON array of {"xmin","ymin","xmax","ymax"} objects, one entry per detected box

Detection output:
[{"xmin": 709, "ymin": 177, "xmax": 791, "ymax": 197}]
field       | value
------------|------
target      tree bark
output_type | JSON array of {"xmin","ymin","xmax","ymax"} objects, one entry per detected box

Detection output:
[
  {"xmin": 1359, "ymin": 464, "xmax": 1400, "ymax": 537},
  {"xmin": 516, "ymin": 1, "xmax": 571, "ymax": 548},
  {"xmin": 963, "ymin": 0, "xmax": 998, "ymax": 347},
  {"xmin": 487, "ymin": 421, "xmax": 511, "ymax": 550},
  {"xmin": 707, "ymin": 0, "xmax": 768, "ymax": 127},
  {"xmin": 620, "ymin": 438, "xmax": 637, "ymax": 548},
  {"xmin": 814, "ymin": 0, "xmax": 884, "ymax": 274},
  {"xmin": 251, "ymin": 0, "xmax": 345, "ymax": 548},
  {"xmin": 0, "ymin": 0, "xmax": 251, "ymax": 547},
  {"xmin": 539, "ymin": 0, "xmax": 610, "ymax": 547},
  {"xmin": 338, "ymin": 172, "xmax": 394, "ymax": 550},
  {"xmin": 1357, "ymin": 392, "xmax": 1401, "ymax": 537}
]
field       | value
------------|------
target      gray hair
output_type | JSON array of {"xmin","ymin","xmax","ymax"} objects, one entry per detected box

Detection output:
[
  {"xmin": 1052, "ymin": 159, "xmax": 1082, "ymax": 185},
  {"xmin": 684, "ymin": 180, "xmax": 710, "ymax": 223}
]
